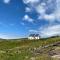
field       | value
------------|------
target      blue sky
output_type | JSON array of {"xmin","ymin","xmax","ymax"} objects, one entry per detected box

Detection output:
[{"xmin": 0, "ymin": 0, "xmax": 60, "ymax": 39}]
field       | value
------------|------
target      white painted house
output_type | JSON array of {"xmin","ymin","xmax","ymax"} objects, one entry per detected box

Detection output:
[{"xmin": 28, "ymin": 34, "xmax": 40, "ymax": 40}]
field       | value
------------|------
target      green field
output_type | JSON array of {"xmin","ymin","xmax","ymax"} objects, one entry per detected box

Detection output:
[{"xmin": 0, "ymin": 37, "xmax": 60, "ymax": 60}]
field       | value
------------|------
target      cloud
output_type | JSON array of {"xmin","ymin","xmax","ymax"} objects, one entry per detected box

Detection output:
[
  {"xmin": 23, "ymin": 0, "xmax": 39, "ymax": 5},
  {"xmin": 3, "ymin": 0, "xmax": 10, "ymax": 4},
  {"xmin": 0, "ymin": 33, "xmax": 21, "ymax": 39},
  {"xmin": 25, "ymin": 7, "xmax": 32, "ymax": 12},
  {"xmin": 0, "ymin": 34, "xmax": 8, "ymax": 39},
  {"xmin": 23, "ymin": 15, "xmax": 34, "ymax": 23},
  {"xmin": 54, "ymin": 0, "xmax": 60, "ymax": 21},
  {"xmin": 36, "ymin": 3, "xmax": 46, "ymax": 14},
  {"xmin": 29, "ymin": 29, "xmax": 38, "ymax": 33},
  {"xmin": 36, "ymin": 1, "xmax": 56, "ymax": 21},
  {"xmin": 40, "ymin": 24, "xmax": 60, "ymax": 38},
  {"xmin": 38, "ymin": 14, "xmax": 55, "ymax": 22},
  {"xmin": 44, "ymin": 14, "xmax": 55, "ymax": 21},
  {"xmin": 29, "ymin": 24, "xmax": 60, "ymax": 38},
  {"xmin": 23, "ymin": 0, "xmax": 60, "ymax": 22},
  {"xmin": 22, "ymin": 0, "xmax": 60, "ymax": 38}
]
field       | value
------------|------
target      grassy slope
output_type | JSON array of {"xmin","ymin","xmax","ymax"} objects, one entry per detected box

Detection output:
[{"xmin": 0, "ymin": 37, "xmax": 60, "ymax": 60}]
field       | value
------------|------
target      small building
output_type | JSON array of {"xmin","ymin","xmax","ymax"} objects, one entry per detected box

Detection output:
[{"xmin": 28, "ymin": 34, "xmax": 40, "ymax": 40}]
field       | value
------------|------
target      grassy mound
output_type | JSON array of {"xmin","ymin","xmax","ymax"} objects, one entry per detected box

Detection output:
[{"xmin": 0, "ymin": 37, "xmax": 60, "ymax": 60}]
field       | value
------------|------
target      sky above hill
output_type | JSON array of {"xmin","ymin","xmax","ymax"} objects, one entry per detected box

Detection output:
[{"xmin": 0, "ymin": 0, "xmax": 60, "ymax": 39}]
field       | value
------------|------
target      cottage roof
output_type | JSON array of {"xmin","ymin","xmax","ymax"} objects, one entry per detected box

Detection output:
[
  {"xmin": 29, "ymin": 34, "xmax": 35, "ymax": 37},
  {"xmin": 29, "ymin": 34, "xmax": 40, "ymax": 37},
  {"xmin": 35, "ymin": 34, "xmax": 39, "ymax": 36}
]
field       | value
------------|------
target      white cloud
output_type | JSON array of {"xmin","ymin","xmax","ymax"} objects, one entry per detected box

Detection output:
[
  {"xmin": 23, "ymin": 0, "xmax": 60, "ymax": 22},
  {"xmin": 28, "ymin": 24, "xmax": 60, "ymax": 38},
  {"xmin": 54, "ymin": 0, "xmax": 60, "ymax": 21},
  {"xmin": 36, "ymin": 3, "xmax": 46, "ymax": 14},
  {"xmin": 44, "ymin": 14, "xmax": 55, "ymax": 20},
  {"xmin": 29, "ymin": 29, "xmax": 38, "ymax": 33},
  {"xmin": 23, "ymin": 0, "xmax": 39, "ymax": 4},
  {"xmin": 3, "ymin": 0, "xmax": 10, "ymax": 4},
  {"xmin": 22, "ymin": 0, "xmax": 60, "ymax": 38},
  {"xmin": 40, "ymin": 25, "xmax": 60, "ymax": 38},
  {"xmin": 36, "ymin": 2, "xmax": 56, "ymax": 21},
  {"xmin": 0, "ymin": 33, "xmax": 22, "ymax": 39},
  {"xmin": 25, "ymin": 7, "xmax": 32, "ymax": 12},
  {"xmin": 38, "ymin": 14, "xmax": 55, "ymax": 22},
  {"xmin": 36, "ymin": 0, "xmax": 60, "ymax": 22},
  {"xmin": 0, "ymin": 34, "xmax": 8, "ymax": 39},
  {"xmin": 23, "ymin": 15, "xmax": 34, "ymax": 23}
]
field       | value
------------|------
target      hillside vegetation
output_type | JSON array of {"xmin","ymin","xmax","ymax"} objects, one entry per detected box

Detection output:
[{"xmin": 0, "ymin": 37, "xmax": 60, "ymax": 60}]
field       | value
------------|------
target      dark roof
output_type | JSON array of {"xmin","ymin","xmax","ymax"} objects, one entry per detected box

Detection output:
[
  {"xmin": 29, "ymin": 34, "xmax": 35, "ymax": 37},
  {"xmin": 35, "ymin": 34, "xmax": 39, "ymax": 36},
  {"xmin": 29, "ymin": 34, "xmax": 40, "ymax": 37}
]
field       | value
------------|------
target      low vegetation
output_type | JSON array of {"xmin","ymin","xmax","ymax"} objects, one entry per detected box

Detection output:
[{"xmin": 0, "ymin": 36, "xmax": 60, "ymax": 60}]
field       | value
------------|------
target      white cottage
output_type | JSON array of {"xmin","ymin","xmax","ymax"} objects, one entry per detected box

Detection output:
[{"xmin": 28, "ymin": 34, "xmax": 40, "ymax": 40}]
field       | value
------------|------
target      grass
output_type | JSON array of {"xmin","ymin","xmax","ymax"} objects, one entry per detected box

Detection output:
[{"xmin": 0, "ymin": 37, "xmax": 60, "ymax": 60}]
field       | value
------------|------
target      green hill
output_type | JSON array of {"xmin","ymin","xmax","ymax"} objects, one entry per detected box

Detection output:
[{"xmin": 0, "ymin": 37, "xmax": 60, "ymax": 60}]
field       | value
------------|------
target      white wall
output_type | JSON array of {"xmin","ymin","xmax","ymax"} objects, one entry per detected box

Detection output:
[
  {"xmin": 28, "ymin": 37, "xmax": 40, "ymax": 40},
  {"xmin": 35, "ymin": 37, "xmax": 40, "ymax": 39},
  {"xmin": 28, "ymin": 37, "xmax": 34, "ymax": 40}
]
